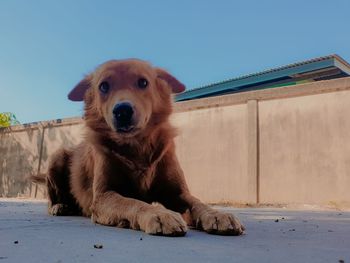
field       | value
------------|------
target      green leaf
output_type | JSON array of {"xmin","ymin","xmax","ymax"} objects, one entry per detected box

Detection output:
[{"xmin": 0, "ymin": 112, "xmax": 20, "ymax": 127}]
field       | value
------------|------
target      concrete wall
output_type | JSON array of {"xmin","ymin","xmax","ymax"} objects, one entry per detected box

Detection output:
[
  {"xmin": 172, "ymin": 104, "xmax": 250, "ymax": 203},
  {"xmin": 259, "ymin": 90, "xmax": 350, "ymax": 206},
  {"xmin": 1, "ymin": 77, "xmax": 350, "ymax": 207},
  {"xmin": 0, "ymin": 128, "xmax": 42, "ymax": 197},
  {"xmin": 0, "ymin": 119, "xmax": 83, "ymax": 198}
]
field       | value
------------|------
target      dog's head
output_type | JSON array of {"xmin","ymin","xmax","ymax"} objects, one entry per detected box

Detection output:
[{"xmin": 68, "ymin": 59, "xmax": 185, "ymax": 140}]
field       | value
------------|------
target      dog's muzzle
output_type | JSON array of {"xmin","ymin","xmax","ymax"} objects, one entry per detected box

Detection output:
[{"xmin": 113, "ymin": 102, "xmax": 135, "ymax": 132}]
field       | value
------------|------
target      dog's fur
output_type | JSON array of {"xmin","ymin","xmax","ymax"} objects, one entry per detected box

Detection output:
[{"xmin": 32, "ymin": 59, "xmax": 244, "ymax": 236}]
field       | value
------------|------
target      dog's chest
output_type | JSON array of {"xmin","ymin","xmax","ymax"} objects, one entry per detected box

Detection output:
[
  {"xmin": 109, "ymin": 141, "xmax": 168, "ymax": 200},
  {"xmin": 134, "ymin": 164, "xmax": 157, "ymax": 196},
  {"xmin": 110, "ymin": 152, "xmax": 157, "ymax": 199},
  {"xmin": 124, "ymin": 160, "xmax": 157, "ymax": 198}
]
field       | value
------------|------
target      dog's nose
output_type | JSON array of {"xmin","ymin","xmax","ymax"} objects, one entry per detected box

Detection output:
[{"xmin": 113, "ymin": 102, "xmax": 134, "ymax": 131}]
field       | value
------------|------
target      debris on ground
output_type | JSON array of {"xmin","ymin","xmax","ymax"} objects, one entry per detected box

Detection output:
[{"xmin": 93, "ymin": 244, "xmax": 103, "ymax": 249}]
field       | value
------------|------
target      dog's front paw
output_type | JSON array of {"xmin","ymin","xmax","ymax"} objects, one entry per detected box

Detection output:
[
  {"xmin": 50, "ymin": 204, "xmax": 69, "ymax": 216},
  {"xmin": 138, "ymin": 208, "xmax": 187, "ymax": 236},
  {"xmin": 196, "ymin": 210, "xmax": 245, "ymax": 236}
]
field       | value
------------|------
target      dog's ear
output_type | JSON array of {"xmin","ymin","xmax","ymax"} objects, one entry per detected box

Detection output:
[
  {"xmin": 68, "ymin": 75, "xmax": 92, "ymax": 101},
  {"xmin": 156, "ymin": 68, "xmax": 185, "ymax": 93}
]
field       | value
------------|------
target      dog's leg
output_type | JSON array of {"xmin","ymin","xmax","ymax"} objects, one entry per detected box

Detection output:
[
  {"xmin": 47, "ymin": 148, "xmax": 81, "ymax": 216},
  {"xmin": 155, "ymin": 152, "xmax": 245, "ymax": 235},
  {"xmin": 90, "ymin": 191, "xmax": 187, "ymax": 236}
]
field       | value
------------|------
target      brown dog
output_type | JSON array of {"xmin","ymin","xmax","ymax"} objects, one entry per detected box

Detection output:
[{"xmin": 32, "ymin": 59, "xmax": 245, "ymax": 236}]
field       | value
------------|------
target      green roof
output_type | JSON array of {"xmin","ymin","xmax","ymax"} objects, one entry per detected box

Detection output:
[{"xmin": 176, "ymin": 54, "xmax": 350, "ymax": 101}]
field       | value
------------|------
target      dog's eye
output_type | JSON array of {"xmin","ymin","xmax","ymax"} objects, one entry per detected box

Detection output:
[
  {"xmin": 99, "ymin": 81, "xmax": 110, "ymax": 94},
  {"xmin": 137, "ymin": 78, "xmax": 148, "ymax": 89}
]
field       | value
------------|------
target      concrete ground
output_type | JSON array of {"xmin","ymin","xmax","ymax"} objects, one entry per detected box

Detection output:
[{"xmin": 0, "ymin": 200, "xmax": 349, "ymax": 263}]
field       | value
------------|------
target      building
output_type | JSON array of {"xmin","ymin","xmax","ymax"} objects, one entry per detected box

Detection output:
[{"xmin": 176, "ymin": 54, "xmax": 350, "ymax": 101}]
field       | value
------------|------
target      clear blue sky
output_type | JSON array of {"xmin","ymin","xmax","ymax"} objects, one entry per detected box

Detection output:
[{"xmin": 1, "ymin": 0, "xmax": 350, "ymax": 124}]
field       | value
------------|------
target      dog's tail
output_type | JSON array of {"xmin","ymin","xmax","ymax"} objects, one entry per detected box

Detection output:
[{"xmin": 29, "ymin": 173, "xmax": 47, "ymax": 185}]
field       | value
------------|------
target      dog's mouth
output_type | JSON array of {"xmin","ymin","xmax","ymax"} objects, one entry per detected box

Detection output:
[
  {"xmin": 114, "ymin": 124, "xmax": 143, "ymax": 136},
  {"xmin": 116, "ymin": 125, "xmax": 136, "ymax": 133}
]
